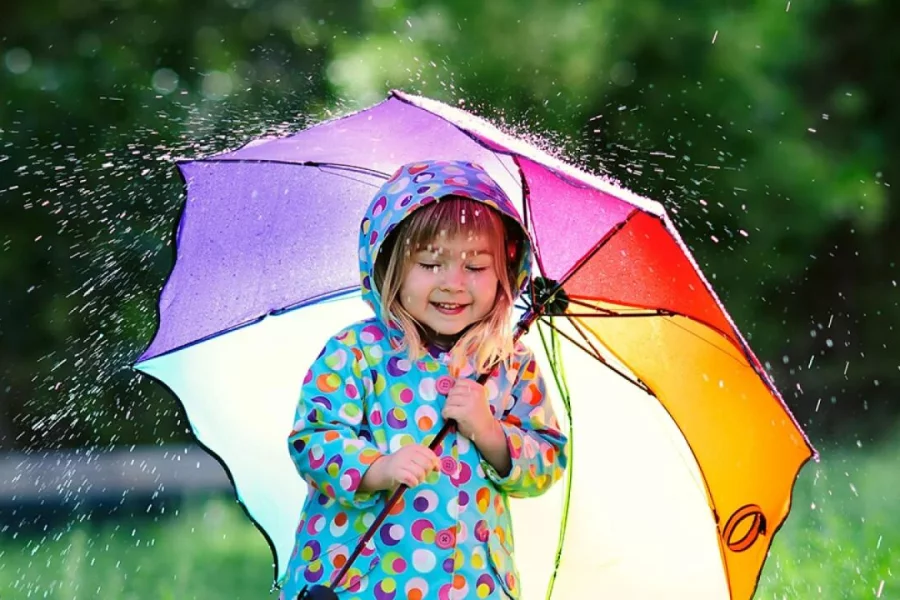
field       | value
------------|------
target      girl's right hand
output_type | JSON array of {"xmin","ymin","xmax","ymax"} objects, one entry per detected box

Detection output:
[{"xmin": 362, "ymin": 444, "xmax": 440, "ymax": 491}]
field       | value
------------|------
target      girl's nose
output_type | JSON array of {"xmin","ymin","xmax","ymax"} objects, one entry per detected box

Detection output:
[{"xmin": 440, "ymin": 266, "xmax": 465, "ymax": 290}]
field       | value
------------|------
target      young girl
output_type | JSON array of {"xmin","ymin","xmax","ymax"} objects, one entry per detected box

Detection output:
[{"xmin": 279, "ymin": 160, "xmax": 568, "ymax": 600}]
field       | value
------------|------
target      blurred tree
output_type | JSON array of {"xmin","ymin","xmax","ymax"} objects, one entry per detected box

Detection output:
[{"xmin": 0, "ymin": 0, "xmax": 897, "ymax": 451}]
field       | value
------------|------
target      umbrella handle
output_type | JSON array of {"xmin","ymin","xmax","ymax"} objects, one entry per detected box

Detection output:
[{"xmin": 313, "ymin": 310, "xmax": 539, "ymax": 596}]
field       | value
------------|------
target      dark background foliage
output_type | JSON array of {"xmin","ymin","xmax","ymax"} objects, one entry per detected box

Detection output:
[{"xmin": 2, "ymin": 0, "xmax": 898, "ymax": 454}]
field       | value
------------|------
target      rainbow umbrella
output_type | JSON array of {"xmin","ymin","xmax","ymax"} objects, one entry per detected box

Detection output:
[{"xmin": 135, "ymin": 90, "xmax": 815, "ymax": 599}]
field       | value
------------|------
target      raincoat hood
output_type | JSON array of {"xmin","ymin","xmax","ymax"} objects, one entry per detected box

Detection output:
[{"xmin": 358, "ymin": 159, "xmax": 533, "ymax": 345}]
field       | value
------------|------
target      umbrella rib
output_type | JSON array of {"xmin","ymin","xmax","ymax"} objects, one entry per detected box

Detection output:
[
  {"xmin": 562, "ymin": 295, "xmax": 769, "ymax": 373},
  {"xmin": 185, "ymin": 158, "xmax": 392, "ymax": 182},
  {"xmin": 540, "ymin": 317, "xmax": 650, "ymax": 394},
  {"xmin": 562, "ymin": 310, "xmax": 666, "ymax": 318},
  {"xmin": 568, "ymin": 297, "xmax": 760, "ymax": 372},
  {"xmin": 539, "ymin": 318, "xmax": 602, "ymax": 363},
  {"xmin": 553, "ymin": 209, "xmax": 639, "ymax": 290},
  {"xmin": 564, "ymin": 315, "xmax": 653, "ymax": 394},
  {"xmin": 564, "ymin": 296, "xmax": 668, "ymax": 316},
  {"xmin": 555, "ymin": 316, "xmax": 607, "ymax": 364},
  {"xmin": 521, "ymin": 210, "xmax": 640, "ymax": 323},
  {"xmin": 566, "ymin": 294, "xmax": 689, "ymax": 319},
  {"xmin": 310, "ymin": 163, "xmax": 394, "ymax": 187},
  {"xmin": 514, "ymin": 156, "xmax": 550, "ymax": 281}
]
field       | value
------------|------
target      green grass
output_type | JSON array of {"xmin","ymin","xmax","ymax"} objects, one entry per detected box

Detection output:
[
  {"xmin": 757, "ymin": 439, "xmax": 897, "ymax": 599},
  {"xmin": 1, "ymin": 441, "xmax": 895, "ymax": 599},
  {"xmin": 0, "ymin": 497, "xmax": 274, "ymax": 599}
]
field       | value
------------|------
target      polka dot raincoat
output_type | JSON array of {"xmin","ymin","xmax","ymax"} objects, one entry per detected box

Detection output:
[{"xmin": 278, "ymin": 160, "xmax": 569, "ymax": 600}]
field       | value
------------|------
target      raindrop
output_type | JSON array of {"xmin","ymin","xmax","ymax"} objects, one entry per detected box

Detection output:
[
  {"xmin": 201, "ymin": 71, "xmax": 234, "ymax": 100},
  {"xmin": 4, "ymin": 47, "xmax": 32, "ymax": 74},
  {"xmin": 151, "ymin": 69, "xmax": 179, "ymax": 95}
]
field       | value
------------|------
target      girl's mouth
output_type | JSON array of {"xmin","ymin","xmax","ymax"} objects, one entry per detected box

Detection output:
[{"xmin": 431, "ymin": 302, "xmax": 467, "ymax": 315}]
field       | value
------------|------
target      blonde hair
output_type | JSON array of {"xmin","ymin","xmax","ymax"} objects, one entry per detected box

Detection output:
[{"xmin": 373, "ymin": 196, "xmax": 523, "ymax": 374}]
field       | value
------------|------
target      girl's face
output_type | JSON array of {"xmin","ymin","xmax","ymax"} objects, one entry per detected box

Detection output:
[{"xmin": 399, "ymin": 233, "xmax": 499, "ymax": 337}]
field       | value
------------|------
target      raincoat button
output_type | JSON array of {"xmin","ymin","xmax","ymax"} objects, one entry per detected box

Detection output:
[
  {"xmin": 435, "ymin": 529, "xmax": 455, "ymax": 549},
  {"xmin": 436, "ymin": 376, "xmax": 454, "ymax": 395},
  {"xmin": 440, "ymin": 456, "xmax": 458, "ymax": 476}
]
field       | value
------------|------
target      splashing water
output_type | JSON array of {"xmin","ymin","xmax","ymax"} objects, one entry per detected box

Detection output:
[{"xmin": 0, "ymin": 89, "xmax": 341, "ymax": 596}]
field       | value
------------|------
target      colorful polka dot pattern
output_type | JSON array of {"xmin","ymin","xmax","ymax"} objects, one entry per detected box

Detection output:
[
  {"xmin": 279, "ymin": 321, "xmax": 567, "ymax": 599},
  {"xmin": 278, "ymin": 160, "xmax": 567, "ymax": 599}
]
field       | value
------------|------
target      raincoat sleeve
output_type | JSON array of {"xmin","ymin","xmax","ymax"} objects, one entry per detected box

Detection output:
[
  {"xmin": 287, "ymin": 329, "xmax": 384, "ymax": 509},
  {"xmin": 481, "ymin": 346, "xmax": 568, "ymax": 498}
]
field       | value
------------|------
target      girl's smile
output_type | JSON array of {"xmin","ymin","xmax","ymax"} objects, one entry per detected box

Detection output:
[
  {"xmin": 432, "ymin": 302, "xmax": 467, "ymax": 315},
  {"xmin": 400, "ymin": 235, "xmax": 499, "ymax": 337}
]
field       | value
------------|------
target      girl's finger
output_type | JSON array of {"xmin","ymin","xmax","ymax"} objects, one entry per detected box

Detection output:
[
  {"xmin": 444, "ymin": 400, "xmax": 465, "ymax": 411},
  {"xmin": 444, "ymin": 390, "xmax": 463, "ymax": 403},
  {"xmin": 414, "ymin": 447, "xmax": 438, "ymax": 466},
  {"xmin": 394, "ymin": 468, "xmax": 412, "ymax": 488},
  {"xmin": 400, "ymin": 465, "xmax": 422, "ymax": 487},
  {"xmin": 413, "ymin": 466, "xmax": 427, "ymax": 485},
  {"xmin": 411, "ymin": 455, "xmax": 432, "ymax": 472},
  {"xmin": 414, "ymin": 448, "xmax": 439, "ymax": 470},
  {"xmin": 455, "ymin": 380, "xmax": 481, "ymax": 393},
  {"xmin": 445, "ymin": 394, "xmax": 470, "ymax": 408}
]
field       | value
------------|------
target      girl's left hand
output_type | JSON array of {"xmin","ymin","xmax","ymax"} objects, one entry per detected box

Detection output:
[{"xmin": 442, "ymin": 378, "xmax": 495, "ymax": 442}]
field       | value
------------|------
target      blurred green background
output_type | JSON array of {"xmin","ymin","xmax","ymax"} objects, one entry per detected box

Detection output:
[{"xmin": 0, "ymin": 0, "xmax": 896, "ymax": 598}]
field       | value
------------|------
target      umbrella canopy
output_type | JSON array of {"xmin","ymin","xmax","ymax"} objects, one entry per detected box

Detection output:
[{"xmin": 136, "ymin": 90, "xmax": 814, "ymax": 599}]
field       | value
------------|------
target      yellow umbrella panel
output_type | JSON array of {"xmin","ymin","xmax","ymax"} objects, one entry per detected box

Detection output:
[{"xmin": 524, "ymin": 209, "xmax": 814, "ymax": 599}]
